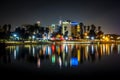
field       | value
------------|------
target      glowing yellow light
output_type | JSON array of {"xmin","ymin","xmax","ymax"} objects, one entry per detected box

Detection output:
[
  {"xmin": 105, "ymin": 37, "xmax": 109, "ymax": 41},
  {"xmin": 102, "ymin": 36, "xmax": 105, "ymax": 39},
  {"xmin": 84, "ymin": 32, "xmax": 87, "ymax": 36}
]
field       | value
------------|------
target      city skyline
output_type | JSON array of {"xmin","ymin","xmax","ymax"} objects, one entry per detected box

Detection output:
[{"xmin": 0, "ymin": 0, "xmax": 120, "ymax": 34}]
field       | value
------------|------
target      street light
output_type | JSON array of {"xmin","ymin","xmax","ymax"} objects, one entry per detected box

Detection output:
[
  {"xmin": 32, "ymin": 35, "xmax": 35, "ymax": 41},
  {"xmin": 13, "ymin": 34, "xmax": 17, "ymax": 40},
  {"xmin": 13, "ymin": 34, "xmax": 17, "ymax": 37}
]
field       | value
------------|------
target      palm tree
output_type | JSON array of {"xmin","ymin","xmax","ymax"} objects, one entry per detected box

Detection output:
[
  {"xmin": 84, "ymin": 26, "xmax": 86, "ymax": 33},
  {"xmin": 87, "ymin": 26, "xmax": 90, "ymax": 32},
  {"xmin": 97, "ymin": 26, "xmax": 104, "ymax": 39},
  {"xmin": 88, "ymin": 24, "xmax": 96, "ymax": 39},
  {"xmin": 3, "ymin": 24, "xmax": 8, "ymax": 33}
]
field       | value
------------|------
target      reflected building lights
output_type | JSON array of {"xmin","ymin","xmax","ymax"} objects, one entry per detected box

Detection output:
[{"xmin": 4, "ymin": 43, "xmax": 120, "ymax": 69}]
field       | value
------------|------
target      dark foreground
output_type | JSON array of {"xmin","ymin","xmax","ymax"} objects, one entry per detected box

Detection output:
[{"xmin": 0, "ymin": 54, "xmax": 120, "ymax": 79}]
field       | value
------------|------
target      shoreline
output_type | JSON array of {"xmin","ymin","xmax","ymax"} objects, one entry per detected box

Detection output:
[{"xmin": 1, "ymin": 40, "xmax": 120, "ymax": 46}]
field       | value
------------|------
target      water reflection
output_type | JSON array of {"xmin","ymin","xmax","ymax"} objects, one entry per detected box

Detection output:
[{"xmin": 0, "ymin": 44, "xmax": 119, "ymax": 68}]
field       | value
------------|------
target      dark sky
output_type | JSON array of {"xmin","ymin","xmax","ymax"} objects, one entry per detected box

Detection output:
[{"xmin": 0, "ymin": 0, "xmax": 120, "ymax": 34}]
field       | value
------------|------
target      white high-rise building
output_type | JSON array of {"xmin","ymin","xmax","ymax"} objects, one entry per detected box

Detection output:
[{"xmin": 62, "ymin": 21, "xmax": 71, "ymax": 37}]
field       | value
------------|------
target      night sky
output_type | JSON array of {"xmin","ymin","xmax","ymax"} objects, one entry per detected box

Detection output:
[{"xmin": 0, "ymin": 0, "xmax": 120, "ymax": 34}]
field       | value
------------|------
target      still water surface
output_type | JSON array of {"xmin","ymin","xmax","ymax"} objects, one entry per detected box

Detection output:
[{"xmin": 0, "ymin": 43, "xmax": 120, "ymax": 78}]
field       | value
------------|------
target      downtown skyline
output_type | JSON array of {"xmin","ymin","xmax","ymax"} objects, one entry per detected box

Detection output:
[{"xmin": 0, "ymin": 0, "xmax": 120, "ymax": 34}]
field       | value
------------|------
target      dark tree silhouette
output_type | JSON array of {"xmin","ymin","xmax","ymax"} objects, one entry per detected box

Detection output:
[
  {"xmin": 8, "ymin": 24, "xmax": 11, "ymax": 32},
  {"xmin": 3, "ymin": 24, "xmax": 8, "ymax": 33},
  {"xmin": 87, "ymin": 26, "xmax": 90, "ymax": 32},
  {"xmin": 96, "ymin": 26, "xmax": 104, "ymax": 39},
  {"xmin": 89, "ymin": 24, "xmax": 97, "ymax": 39},
  {"xmin": 79, "ymin": 22, "xmax": 84, "ymax": 39},
  {"xmin": 84, "ymin": 26, "xmax": 86, "ymax": 33}
]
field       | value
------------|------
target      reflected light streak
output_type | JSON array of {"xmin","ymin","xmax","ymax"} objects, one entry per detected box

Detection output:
[
  {"xmin": 39, "ymin": 49, "xmax": 42, "ymax": 55},
  {"xmin": 56, "ymin": 46, "xmax": 58, "ymax": 54},
  {"xmin": 43, "ymin": 45, "xmax": 46, "ymax": 55},
  {"xmin": 77, "ymin": 49, "xmax": 80, "ymax": 62},
  {"xmin": 118, "ymin": 45, "xmax": 120, "ymax": 54},
  {"xmin": 58, "ymin": 56, "xmax": 62, "ymax": 68},
  {"xmin": 60, "ymin": 45, "xmax": 64, "ymax": 52},
  {"xmin": 37, "ymin": 58, "xmax": 40, "ymax": 68},
  {"xmin": 65, "ymin": 45, "xmax": 68, "ymax": 54},
  {"xmin": 70, "ymin": 57, "xmax": 78, "ymax": 67},
  {"xmin": 100, "ymin": 45, "xmax": 103, "ymax": 56},
  {"xmin": 58, "ymin": 46, "xmax": 60, "ymax": 55},
  {"xmin": 106, "ymin": 44, "xmax": 110, "ymax": 55},
  {"xmin": 29, "ymin": 45, "xmax": 31, "ymax": 54},
  {"xmin": 105, "ymin": 44, "xmax": 108, "ymax": 55},
  {"xmin": 62, "ymin": 52, "xmax": 65, "ymax": 62},
  {"xmin": 51, "ymin": 45, "xmax": 55, "ymax": 54},
  {"xmin": 85, "ymin": 46, "xmax": 88, "ymax": 60},
  {"xmin": 14, "ymin": 49, "xmax": 16, "ymax": 59},
  {"xmin": 32, "ymin": 46, "xmax": 35, "ymax": 56},
  {"xmin": 52, "ymin": 55, "xmax": 55, "ymax": 63},
  {"xmin": 65, "ymin": 61, "xmax": 67, "ymax": 67},
  {"xmin": 48, "ymin": 46, "xmax": 51, "ymax": 55},
  {"xmin": 103, "ymin": 44, "xmax": 106, "ymax": 55},
  {"xmin": 111, "ymin": 44, "xmax": 114, "ymax": 53},
  {"xmin": 91, "ymin": 45, "xmax": 94, "ymax": 54},
  {"xmin": 46, "ymin": 46, "xmax": 48, "ymax": 55}
]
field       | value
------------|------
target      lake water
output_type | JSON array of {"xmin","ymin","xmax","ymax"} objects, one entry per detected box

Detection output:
[{"xmin": 0, "ymin": 43, "xmax": 120, "ymax": 78}]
